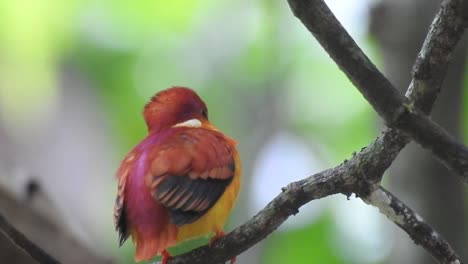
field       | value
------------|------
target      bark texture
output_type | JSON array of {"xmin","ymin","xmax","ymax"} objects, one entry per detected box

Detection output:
[
  {"xmin": 0, "ymin": 1, "xmax": 467, "ymax": 264},
  {"xmin": 370, "ymin": 1, "xmax": 468, "ymax": 263}
]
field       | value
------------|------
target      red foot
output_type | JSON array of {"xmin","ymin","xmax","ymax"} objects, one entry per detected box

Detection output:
[
  {"xmin": 161, "ymin": 249, "xmax": 171, "ymax": 264},
  {"xmin": 209, "ymin": 228, "xmax": 236, "ymax": 264},
  {"xmin": 209, "ymin": 228, "xmax": 225, "ymax": 246},
  {"xmin": 228, "ymin": 256, "xmax": 236, "ymax": 264}
]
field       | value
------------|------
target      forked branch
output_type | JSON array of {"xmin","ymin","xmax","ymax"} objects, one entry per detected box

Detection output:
[{"xmin": 1, "ymin": 1, "xmax": 467, "ymax": 264}]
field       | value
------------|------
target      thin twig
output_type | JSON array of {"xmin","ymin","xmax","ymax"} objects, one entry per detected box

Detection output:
[
  {"xmin": 348, "ymin": 0, "xmax": 468, "ymax": 184},
  {"xmin": 288, "ymin": 0, "xmax": 468, "ymax": 181},
  {"xmin": 166, "ymin": 155, "xmax": 462, "ymax": 263},
  {"xmin": 2, "ymin": 1, "xmax": 467, "ymax": 264},
  {"xmin": 165, "ymin": 0, "xmax": 468, "ymax": 263},
  {"xmin": 408, "ymin": 0, "xmax": 468, "ymax": 112},
  {"xmin": 363, "ymin": 186, "xmax": 463, "ymax": 264},
  {"xmin": 165, "ymin": 167, "xmax": 349, "ymax": 264},
  {"xmin": 0, "ymin": 212, "xmax": 61, "ymax": 264}
]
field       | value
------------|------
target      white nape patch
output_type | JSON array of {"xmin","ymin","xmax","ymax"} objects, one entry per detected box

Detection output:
[{"xmin": 172, "ymin": 118, "xmax": 202, "ymax": 128}]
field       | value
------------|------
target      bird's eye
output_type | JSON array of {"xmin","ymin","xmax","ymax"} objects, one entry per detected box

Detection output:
[{"xmin": 201, "ymin": 109, "xmax": 208, "ymax": 118}]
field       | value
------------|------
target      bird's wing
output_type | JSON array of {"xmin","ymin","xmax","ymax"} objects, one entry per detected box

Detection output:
[
  {"xmin": 145, "ymin": 127, "xmax": 237, "ymax": 226},
  {"xmin": 114, "ymin": 152, "xmax": 133, "ymax": 246}
]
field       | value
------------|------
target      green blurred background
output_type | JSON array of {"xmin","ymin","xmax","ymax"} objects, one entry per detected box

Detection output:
[{"xmin": 0, "ymin": 1, "xmax": 466, "ymax": 264}]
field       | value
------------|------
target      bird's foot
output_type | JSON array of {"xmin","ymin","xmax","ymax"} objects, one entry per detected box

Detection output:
[
  {"xmin": 209, "ymin": 228, "xmax": 225, "ymax": 246},
  {"xmin": 160, "ymin": 249, "xmax": 171, "ymax": 264}
]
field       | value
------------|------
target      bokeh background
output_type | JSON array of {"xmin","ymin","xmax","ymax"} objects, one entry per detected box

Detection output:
[{"xmin": 0, "ymin": 0, "xmax": 467, "ymax": 263}]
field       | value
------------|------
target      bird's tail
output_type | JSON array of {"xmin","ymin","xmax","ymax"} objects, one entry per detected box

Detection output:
[{"xmin": 132, "ymin": 226, "xmax": 176, "ymax": 262}]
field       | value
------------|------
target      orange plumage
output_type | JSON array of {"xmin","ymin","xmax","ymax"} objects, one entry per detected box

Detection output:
[{"xmin": 113, "ymin": 87, "xmax": 241, "ymax": 263}]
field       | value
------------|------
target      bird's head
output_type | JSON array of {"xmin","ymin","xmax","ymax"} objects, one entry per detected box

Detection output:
[{"xmin": 143, "ymin": 87, "xmax": 209, "ymax": 132}]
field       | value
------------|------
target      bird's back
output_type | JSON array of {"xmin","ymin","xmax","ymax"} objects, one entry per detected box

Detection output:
[{"xmin": 115, "ymin": 126, "xmax": 240, "ymax": 261}]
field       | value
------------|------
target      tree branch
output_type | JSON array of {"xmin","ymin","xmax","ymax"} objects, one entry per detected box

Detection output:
[
  {"xmin": 0, "ymin": 183, "xmax": 112, "ymax": 264},
  {"xmin": 363, "ymin": 186, "xmax": 462, "ymax": 264},
  {"xmin": 288, "ymin": 0, "xmax": 468, "ymax": 181},
  {"xmin": 407, "ymin": 0, "xmax": 468, "ymax": 112},
  {"xmin": 353, "ymin": 0, "xmax": 468, "ymax": 184},
  {"xmin": 0, "ymin": 212, "xmax": 61, "ymax": 264},
  {"xmin": 1, "ymin": 0, "xmax": 466, "ymax": 264},
  {"xmin": 166, "ymin": 152, "xmax": 462, "ymax": 263},
  {"xmin": 166, "ymin": 167, "xmax": 350, "ymax": 264},
  {"xmin": 164, "ymin": 0, "xmax": 468, "ymax": 263}
]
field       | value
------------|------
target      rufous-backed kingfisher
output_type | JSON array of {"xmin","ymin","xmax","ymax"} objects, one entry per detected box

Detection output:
[{"xmin": 114, "ymin": 87, "xmax": 240, "ymax": 264}]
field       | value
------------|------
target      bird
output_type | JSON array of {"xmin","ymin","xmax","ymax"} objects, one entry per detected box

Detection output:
[{"xmin": 114, "ymin": 87, "xmax": 241, "ymax": 264}]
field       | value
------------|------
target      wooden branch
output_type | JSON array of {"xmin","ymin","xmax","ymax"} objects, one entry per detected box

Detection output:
[
  {"xmin": 363, "ymin": 186, "xmax": 462, "ymax": 264},
  {"xmin": 393, "ymin": 109, "xmax": 468, "ymax": 178},
  {"xmin": 163, "ymin": 0, "xmax": 468, "ymax": 263},
  {"xmin": 1, "ymin": 0, "xmax": 467, "ymax": 264},
  {"xmin": 0, "ymin": 184, "xmax": 112, "ymax": 264},
  {"xmin": 165, "ymin": 151, "xmax": 463, "ymax": 263},
  {"xmin": 166, "ymin": 167, "xmax": 351, "ymax": 264},
  {"xmin": 0, "ymin": 213, "xmax": 61, "ymax": 264},
  {"xmin": 355, "ymin": 0, "xmax": 468, "ymax": 184},
  {"xmin": 288, "ymin": 0, "xmax": 468, "ymax": 181},
  {"xmin": 407, "ymin": 0, "xmax": 468, "ymax": 112}
]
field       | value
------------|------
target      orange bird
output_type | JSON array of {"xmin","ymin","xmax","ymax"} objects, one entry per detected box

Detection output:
[{"xmin": 114, "ymin": 87, "xmax": 241, "ymax": 264}]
